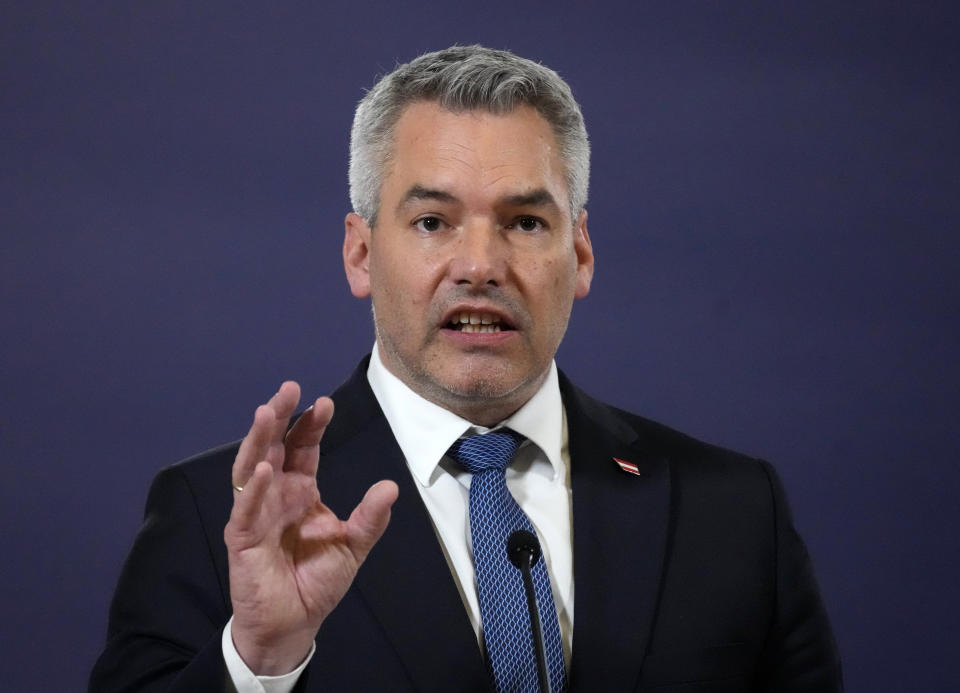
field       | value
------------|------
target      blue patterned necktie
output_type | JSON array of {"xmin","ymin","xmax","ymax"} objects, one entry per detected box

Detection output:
[{"xmin": 447, "ymin": 430, "xmax": 566, "ymax": 693}]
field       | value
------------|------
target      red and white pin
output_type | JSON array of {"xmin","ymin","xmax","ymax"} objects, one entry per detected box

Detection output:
[{"xmin": 613, "ymin": 457, "xmax": 641, "ymax": 475}]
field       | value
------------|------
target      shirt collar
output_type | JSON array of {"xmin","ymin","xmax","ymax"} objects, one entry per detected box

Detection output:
[{"xmin": 366, "ymin": 343, "xmax": 565, "ymax": 487}]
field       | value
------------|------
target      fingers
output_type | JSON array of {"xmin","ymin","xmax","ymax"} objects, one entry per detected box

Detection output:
[
  {"xmin": 346, "ymin": 480, "xmax": 399, "ymax": 562},
  {"xmin": 227, "ymin": 461, "xmax": 273, "ymax": 538},
  {"xmin": 283, "ymin": 397, "xmax": 334, "ymax": 477},
  {"xmin": 233, "ymin": 381, "xmax": 301, "ymax": 488}
]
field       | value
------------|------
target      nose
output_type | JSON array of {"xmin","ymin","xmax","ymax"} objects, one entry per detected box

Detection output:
[{"xmin": 448, "ymin": 222, "xmax": 508, "ymax": 288}]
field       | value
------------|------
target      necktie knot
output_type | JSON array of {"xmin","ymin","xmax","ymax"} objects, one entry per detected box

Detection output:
[{"xmin": 447, "ymin": 429, "xmax": 526, "ymax": 475}]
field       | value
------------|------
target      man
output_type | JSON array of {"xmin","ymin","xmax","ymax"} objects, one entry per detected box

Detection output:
[{"xmin": 91, "ymin": 46, "xmax": 842, "ymax": 692}]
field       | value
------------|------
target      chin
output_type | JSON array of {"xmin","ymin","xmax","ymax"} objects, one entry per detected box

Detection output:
[
  {"xmin": 433, "ymin": 361, "xmax": 542, "ymax": 404},
  {"xmin": 442, "ymin": 376, "xmax": 518, "ymax": 402}
]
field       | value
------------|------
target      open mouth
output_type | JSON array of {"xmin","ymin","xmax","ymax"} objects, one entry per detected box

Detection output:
[{"xmin": 445, "ymin": 311, "xmax": 515, "ymax": 334}]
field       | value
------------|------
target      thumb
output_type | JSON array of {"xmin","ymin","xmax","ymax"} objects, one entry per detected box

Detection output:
[{"xmin": 346, "ymin": 480, "xmax": 398, "ymax": 561}]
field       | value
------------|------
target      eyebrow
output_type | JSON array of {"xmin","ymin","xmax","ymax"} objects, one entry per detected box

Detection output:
[
  {"xmin": 501, "ymin": 189, "xmax": 559, "ymax": 210},
  {"xmin": 396, "ymin": 185, "xmax": 460, "ymax": 214},
  {"xmin": 396, "ymin": 184, "xmax": 560, "ymax": 214}
]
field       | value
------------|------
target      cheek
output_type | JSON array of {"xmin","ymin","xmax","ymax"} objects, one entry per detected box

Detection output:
[
  {"xmin": 375, "ymin": 253, "xmax": 427, "ymax": 296},
  {"xmin": 541, "ymin": 256, "xmax": 574, "ymax": 291},
  {"xmin": 524, "ymin": 257, "xmax": 573, "ymax": 299},
  {"xmin": 374, "ymin": 256, "xmax": 444, "ymax": 322}
]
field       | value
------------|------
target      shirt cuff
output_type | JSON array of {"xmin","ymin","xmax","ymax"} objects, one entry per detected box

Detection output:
[{"xmin": 222, "ymin": 616, "xmax": 315, "ymax": 693}]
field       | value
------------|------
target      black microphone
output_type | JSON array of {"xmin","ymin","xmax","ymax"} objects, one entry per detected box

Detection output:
[{"xmin": 506, "ymin": 529, "xmax": 552, "ymax": 693}]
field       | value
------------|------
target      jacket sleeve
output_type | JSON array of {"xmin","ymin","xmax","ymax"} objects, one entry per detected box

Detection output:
[
  {"xmin": 754, "ymin": 461, "xmax": 844, "ymax": 692},
  {"xmin": 89, "ymin": 465, "xmax": 234, "ymax": 692}
]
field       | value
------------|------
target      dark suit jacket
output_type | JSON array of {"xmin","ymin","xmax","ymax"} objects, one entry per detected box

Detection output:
[{"xmin": 90, "ymin": 358, "xmax": 842, "ymax": 692}]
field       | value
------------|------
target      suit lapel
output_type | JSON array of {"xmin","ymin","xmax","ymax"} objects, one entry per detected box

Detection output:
[
  {"xmin": 561, "ymin": 374, "xmax": 671, "ymax": 692},
  {"xmin": 317, "ymin": 360, "xmax": 671, "ymax": 691},
  {"xmin": 317, "ymin": 360, "xmax": 489, "ymax": 692}
]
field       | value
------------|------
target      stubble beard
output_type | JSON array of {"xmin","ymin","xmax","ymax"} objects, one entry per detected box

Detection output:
[{"xmin": 371, "ymin": 304, "xmax": 553, "ymax": 425}]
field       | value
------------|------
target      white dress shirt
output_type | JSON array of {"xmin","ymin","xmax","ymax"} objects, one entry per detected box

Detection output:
[{"xmin": 223, "ymin": 345, "xmax": 575, "ymax": 692}]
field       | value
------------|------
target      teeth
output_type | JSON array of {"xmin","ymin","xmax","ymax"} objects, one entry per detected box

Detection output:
[
  {"xmin": 451, "ymin": 311, "xmax": 502, "ymax": 328},
  {"xmin": 461, "ymin": 323, "xmax": 502, "ymax": 333}
]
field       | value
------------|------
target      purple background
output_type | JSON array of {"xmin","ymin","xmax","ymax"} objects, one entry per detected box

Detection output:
[{"xmin": 2, "ymin": 2, "xmax": 958, "ymax": 690}]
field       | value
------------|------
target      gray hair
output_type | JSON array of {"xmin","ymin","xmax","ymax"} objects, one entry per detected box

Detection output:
[{"xmin": 349, "ymin": 45, "xmax": 590, "ymax": 226}]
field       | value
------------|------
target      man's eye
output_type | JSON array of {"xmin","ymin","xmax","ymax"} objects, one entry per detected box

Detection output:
[
  {"xmin": 414, "ymin": 217, "xmax": 443, "ymax": 233},
  {"xmin": 514, "ymin": 216, "xmax": 545, "ymax": 232}
]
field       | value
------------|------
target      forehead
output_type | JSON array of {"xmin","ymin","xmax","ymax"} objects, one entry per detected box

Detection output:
[{"xmin": 382, "ymin": 101, "xmax": 569, "ymax": 210}]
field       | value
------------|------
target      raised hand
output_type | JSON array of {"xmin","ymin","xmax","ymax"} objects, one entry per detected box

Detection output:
[{"xmin": 224, "ymin": 381, "xmax": 398, "ymax": 674}]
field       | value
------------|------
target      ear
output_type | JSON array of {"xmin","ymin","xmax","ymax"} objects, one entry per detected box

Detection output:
[
  {"xmin": 343, "ymin": 212, "xmax": 372, "ymax": 298},
  {"xmin": 572, "ymin": 209, "xmax": 594, "ymax": 299}
]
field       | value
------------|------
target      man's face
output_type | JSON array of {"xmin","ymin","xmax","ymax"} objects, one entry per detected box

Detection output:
[{"xmin": 344, "ymin": 101, "xmax": 593, "ymax": 425}]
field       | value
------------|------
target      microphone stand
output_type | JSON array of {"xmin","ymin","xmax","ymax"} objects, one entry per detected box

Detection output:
[{"xmin": 507, "ymin": 530, "xmax": 552, "ymax": 693}]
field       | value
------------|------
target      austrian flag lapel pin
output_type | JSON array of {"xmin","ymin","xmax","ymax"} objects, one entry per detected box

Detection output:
[{"xmin": 613, "ymin": 457, "xmax": 641, "ymax": 476}]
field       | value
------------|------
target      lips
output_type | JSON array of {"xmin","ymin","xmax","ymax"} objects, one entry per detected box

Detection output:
[{"xmin": 443, "ymin": 309, "xmax": 515, "ymax": 334}]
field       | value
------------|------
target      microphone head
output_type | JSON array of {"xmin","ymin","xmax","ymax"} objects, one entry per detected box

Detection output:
[{"xmin": 506, "ymin": 529, "xmax": 542, "ymax": 569}]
